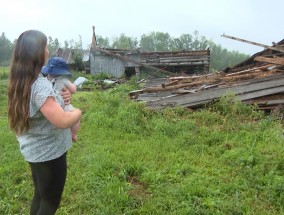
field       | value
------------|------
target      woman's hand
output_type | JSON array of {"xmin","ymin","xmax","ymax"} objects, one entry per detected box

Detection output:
[{"xmin": 61, "ymin": 87, "xmax": 71, "ymax": 105}]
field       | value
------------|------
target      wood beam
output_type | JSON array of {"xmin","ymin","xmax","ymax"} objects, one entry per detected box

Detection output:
[{"xmin": 254, "ymin": 56, "xmax": 284, "ymax": 66}]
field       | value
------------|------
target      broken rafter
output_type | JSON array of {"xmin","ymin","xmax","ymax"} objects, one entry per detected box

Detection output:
[
  {"xmin": 254, "ymin": 56, "xmax": 284, "ymax": 66},
  {"xmin": 221, "ymin": 34, "xmax": 284, "ymax": 53},
  {"xmin": 141, "ymin": 79, "xmax": 220, "ymax": 93},
  {"xmin": 224, "ymin": 64, "xmax": 272, "ymax": 77},
  {"xmin": 168, "ymin": 72, "xmax": 225, "ymax": 83},
  {"xmin": 162, "ymin": 80, "xmax": 179, "ymax": 88}
]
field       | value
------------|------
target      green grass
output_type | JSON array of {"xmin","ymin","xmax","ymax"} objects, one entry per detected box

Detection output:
[
  {"xmin": 0, "ymin": 67, "xmax": 9, "ymax": 80},
  {"xmin": 0, "ymin": 76, "xmax": 283, "ymax": 214}
]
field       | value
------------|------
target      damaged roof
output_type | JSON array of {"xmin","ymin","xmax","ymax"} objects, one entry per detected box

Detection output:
[{"xmin": 130, "ymin": 37, "xmax": 284, "ymax": 112}]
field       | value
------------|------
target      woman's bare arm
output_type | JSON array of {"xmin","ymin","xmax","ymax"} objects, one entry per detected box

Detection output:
[{"xmin": 40, "ymin": 97, "xmax": 81, "ymax": 129}]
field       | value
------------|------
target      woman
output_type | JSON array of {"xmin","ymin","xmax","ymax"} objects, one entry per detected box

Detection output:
[{"xmin": 8, "ymin": 30, "xmax": 82, "ymax": 215}]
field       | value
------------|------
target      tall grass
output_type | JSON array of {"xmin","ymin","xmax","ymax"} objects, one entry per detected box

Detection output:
[
  {"xmin": 0, "ymin": 67, "xmax": 9, "ymax": 80},
  {"xmin": 0, "ymin": 78, "xmax": 283, "ymax": 214}
]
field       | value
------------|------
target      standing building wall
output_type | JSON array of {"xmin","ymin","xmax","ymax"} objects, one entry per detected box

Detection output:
[
  {"xmin": 90, "ymin": 48, "xmax": 210, "ymax": 78},
  {"xmin": 90, "ymin": 51, "xmax": 125, "ymax": 78}
]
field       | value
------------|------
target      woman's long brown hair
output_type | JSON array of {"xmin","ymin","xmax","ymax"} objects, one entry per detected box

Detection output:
[{"xmin": 8, "ymin": 30, "xmax": 47, "ymax": 135}]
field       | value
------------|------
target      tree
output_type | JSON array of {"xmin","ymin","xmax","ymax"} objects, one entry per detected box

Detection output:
[
  {"xmin": 70, "ymin": 35, "xmax": 84, "ymax": 71},
  {"xmin": 96, "ymin": 35, "xmax": 110, "ymax": 48},
  {"xmin": 179, "ymin": 34, "xmax": 193, "ymax": 50},
  {"xmin": 208, "ymin": 40, "xmax": 249, "ymax": 71},
  {"xmin": 111, "ymin": 33, "xmax": 138, "ymax": 50},
  {"xmin": 155, "ymin": 32, "xmax": 172, "ymax": 51},
  {"xmin": 48, "ymin": 36, "xmax": 60, "ymax": 55},
  {"xmin": 140, "ymin": 31, "xmax": 173, "ymax": 51},
  {"xmin": 64, "ymin": 40, "xmax": 69, "ymax": 49},
  {"xmin": 170, "ymin": 37, "xmax": 183, "ymax": 51},
  {"xmin": 140, "ymin": 33, "xmax": 156, "ymax": 51},
  {"xmin": 170, "ymin": 34, "xmax": 193, "ymax": 51},
  {"xmin": 0, "ymin": 31, "xmax": 250, "ymax": 72},
  {"xmin": 0, "ymin": 32, "xmax": 13, "ymax": 65},
  {"xmin": 191, "ymin": 31, "xmax": 209, "ymax": 50}
]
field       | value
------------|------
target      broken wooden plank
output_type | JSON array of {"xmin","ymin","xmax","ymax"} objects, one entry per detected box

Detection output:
[
  {"xmin": 221, "ymin": 34, "xmax": 284, "ymax": 53},
  {"xmin": 175, "ymin": 89, "xmax": 197, "ymax": 94},
  {"xmin": 224, "ymin": 64, "xmax": 272, "ymax": 77},
  {"xmin": 237, "ymin": 86, "xmax": 284, "ymax": 101},
  {"xmin": 168, "ymin": 72, "xmax": 225, "ymax": 83},
  {"xmin": 162, "ymin": 80, "xmax": 179, "ymax": 88},
  {"xmin": 143, "ymin": 78, "xmax": 168, "ymax": 88},
  {"xmin": 147, "ymin": 75, "xmax": 284, "ymax": 109},
  {"xmin": 141, "ymin": 50, "xmax": 210, "ymax": 57},
  {"xmin": 129, "ymin": 89, "xmax": 144, "ymax": 98},
  {"xmin": 254, "ymin": 56, "xmax": 284, "ymax": 66},
  {"xmin": 137, "ymin": 92, "xmax": 177, "ymax": 102},
  {"xmin": 219, "ymin": 70, "xmax": 283, "ymax": 86},
  {"xmin": 142, "ymin": 79, "xmax": 220, "ymax": 93}
]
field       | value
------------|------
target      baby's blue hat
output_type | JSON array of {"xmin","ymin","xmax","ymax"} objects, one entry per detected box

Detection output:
[{"xmin": 41, "ymin": 57, "xmax": 71, "ymax": 76}]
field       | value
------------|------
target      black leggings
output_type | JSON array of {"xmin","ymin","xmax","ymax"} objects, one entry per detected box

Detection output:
[{"xmin": 28, "ymin": 152, "xmax": 67, "ymax": 215}]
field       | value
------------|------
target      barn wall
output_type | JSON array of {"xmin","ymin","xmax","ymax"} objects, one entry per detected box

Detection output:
[
  {"xmin": 90, "ymin": 52, "xmax": 125, "ymax": 78},
  {"xmin": 90, "ymin": 49, "xmax": 211, "ymax": 77},
  {"xmin": 124, "ymin": 53, "xmax": 140, "ymax": 67}
]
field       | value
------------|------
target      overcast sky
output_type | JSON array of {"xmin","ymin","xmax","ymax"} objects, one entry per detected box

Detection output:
[{"xmin": 1, "ymin": 0, "xmax": 283, "ymax": 55}]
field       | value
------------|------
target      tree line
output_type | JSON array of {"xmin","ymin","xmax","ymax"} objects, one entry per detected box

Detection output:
[{"xmin": 0, "ymin": 31, "xmax": 250, "ymax": 72}]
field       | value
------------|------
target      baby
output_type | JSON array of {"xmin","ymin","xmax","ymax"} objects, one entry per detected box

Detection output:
[{"xmin": 42, "ymin": 57, "xmax": 80, "ymax": 142}]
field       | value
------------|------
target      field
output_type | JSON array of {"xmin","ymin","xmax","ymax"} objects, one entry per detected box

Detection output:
[{"xmin": 0, "ymin": 69, "xmax": 284, "ymax": 214}]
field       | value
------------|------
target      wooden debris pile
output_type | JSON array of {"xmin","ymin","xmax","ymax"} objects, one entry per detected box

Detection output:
[
  {"xmin": 129, "ymin": 35, "xmax": 284, "ymax": 111},
  {"xmin": 129, "ymin": 64, "xmax": 284, "ymax": 110}
]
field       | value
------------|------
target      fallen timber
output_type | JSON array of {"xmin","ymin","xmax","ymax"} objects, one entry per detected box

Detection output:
[
  {"xmin": 129, "ymin": 35, "xmax": 284, "ymax": 111},
  {"xmin": 221, "ymin": 34, "xmax": 284, "ymax": 53},
  {"xmin": 129, "ymin": 65, "xmax": 284, "ymax": 111}
]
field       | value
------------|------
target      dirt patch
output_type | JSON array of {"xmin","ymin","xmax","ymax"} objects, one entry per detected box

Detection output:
[{"xmin": 127, "ymin": 176, "xmax": 151, "ymax": 198}]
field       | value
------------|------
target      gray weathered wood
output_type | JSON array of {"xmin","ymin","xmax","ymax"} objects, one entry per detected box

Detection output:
[
  {"xmin": 147, "ymin": 76, "xmax": 284, "ymax": 109},
  {"xmin": 93, "ymin": 47, "xmax": 173, "ymax": 75}
]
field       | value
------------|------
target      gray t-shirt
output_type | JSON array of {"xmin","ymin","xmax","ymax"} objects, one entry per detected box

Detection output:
[
  {"xmin": 49, "ymin": 76, "xmax": 75, "ymax": 111},
  {"xmin": 17, "ymin": 74, "xmax": 72, "ymax": 162}
]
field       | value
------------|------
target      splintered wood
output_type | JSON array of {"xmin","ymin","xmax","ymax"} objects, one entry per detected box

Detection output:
[
  {"xmin": 254, "ymin": 56, "xmax": 284, "ymax": 66},
  {"xmin": 130, "ymin": 37, "xmax": 284, "ymax": 111},
  {"xmin": 130, "ymin": 60, "xmax": 284, "ymax": 111}
]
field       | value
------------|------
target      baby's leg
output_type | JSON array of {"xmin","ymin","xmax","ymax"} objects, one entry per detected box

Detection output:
[{"xmin": 71, "ymin": 121, "xmax": 80, "ymax": 142}]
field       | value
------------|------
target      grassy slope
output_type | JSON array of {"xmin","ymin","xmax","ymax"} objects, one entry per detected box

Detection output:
[{"xmin": 0, "ymin": 79, "xmax": 284, "ymax": 214}]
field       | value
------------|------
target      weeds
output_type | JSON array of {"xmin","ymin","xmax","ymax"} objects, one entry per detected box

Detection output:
[{"xmin": 0, "ymin": 67, "xmax": 9, "ymax": 80}]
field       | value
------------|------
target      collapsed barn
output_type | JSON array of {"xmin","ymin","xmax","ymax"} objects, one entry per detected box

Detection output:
[
  {"xmin": 90, "ymin": 48, "xmax": 210, "ymax": 78},
  {"xmin": 129, "ymin": 35, "xmax": 284, "ymax": 113},
  {"xmin": 89, "ymin": 27, "xmax": 210, "ymax": 78}
]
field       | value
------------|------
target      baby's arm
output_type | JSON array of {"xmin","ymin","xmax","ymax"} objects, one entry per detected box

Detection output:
[
  {"xmin": 66, "ymin": 82, "xmax": 77, "ymax": 94},
  {"xmin": 63, "ymin": 78, "xmax": 77, "ymax": 94}
]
